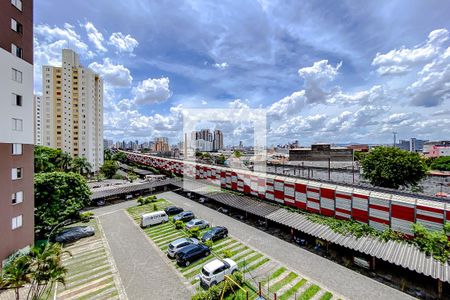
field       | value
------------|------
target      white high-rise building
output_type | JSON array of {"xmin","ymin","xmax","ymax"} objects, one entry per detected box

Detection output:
[{"xmin": 41, "ymin": 49, "xmax": 103, "ymax": 172}]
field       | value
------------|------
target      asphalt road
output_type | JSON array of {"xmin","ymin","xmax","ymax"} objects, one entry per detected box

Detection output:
[
  {"xmin": 158, "ymin": 191, "xmax": 414, "ymax": 300},
  {"xmin": 98, "ymin": 209, "xmax": 192, "ymax": 300}
]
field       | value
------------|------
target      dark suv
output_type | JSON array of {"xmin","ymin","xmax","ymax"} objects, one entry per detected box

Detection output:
[
  {"xmin": 173, "ymin": 211, "xmax": 195, "ymax": 222},
  {"xmin": 164, "ymin": 206, "xmax": 184, "ymax": 215},
  {"xmin": 176, "ymin": 244, "xmax": 210, "ymax": 267},
  {"xmin": 201, "ymin": 226, "xmax": 228, "ymax": 242}
]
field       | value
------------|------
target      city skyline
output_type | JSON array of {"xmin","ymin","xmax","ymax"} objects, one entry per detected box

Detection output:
[{"xmin": 34, "ymin": 1, "xmax": 450, "ymax": 146}]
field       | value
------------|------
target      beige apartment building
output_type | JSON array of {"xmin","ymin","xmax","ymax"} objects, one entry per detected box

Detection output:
[{"xmin": 41, "ymin": 49, "xmax": 103, "ymax": 172}]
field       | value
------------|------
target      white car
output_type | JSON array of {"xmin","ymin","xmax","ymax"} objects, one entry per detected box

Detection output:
[
  {"xmin": 185, "ymin": 219, "xmax": 209, "ymax": 230},
  {"xmin": 199, "ymin": 258, "xmax": 238, "ymax": 288}
]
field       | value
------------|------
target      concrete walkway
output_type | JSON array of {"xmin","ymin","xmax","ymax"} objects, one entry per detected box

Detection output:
[
  {"xmin": 159, "ymin": 191, "xmax": 414, "ymax": 300},
  {"xmin": 98, "ymin": 209, "xmax": 191, "ymax": 300}
]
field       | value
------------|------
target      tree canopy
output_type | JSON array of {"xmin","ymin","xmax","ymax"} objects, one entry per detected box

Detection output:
[
  {"xmin": 34, "ymin": 172, "xmax": 91, "ymax": 236},
  {"xmin": 360, "ymin": 146, "xmax": 428, "ymax": 189},
  {"xmin": 430, "ymin": 156, "xmax": 450, "ymax": 171},
  {"xmin": 100, "ymin": 160, "xmax": 119, "ymax": 178}
]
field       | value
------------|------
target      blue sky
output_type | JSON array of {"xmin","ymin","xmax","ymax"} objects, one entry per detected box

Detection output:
[{"xmin": 34, "ymin": 0, "xmax": 450, "ymax": 146}]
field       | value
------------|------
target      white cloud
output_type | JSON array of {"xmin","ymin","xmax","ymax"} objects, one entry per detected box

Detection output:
[
  {"xmin": 84, "ymin": 22, "xmax": 107, "ymax": 52},
  {"xmin": 89, "ymin": 58, "xmax": 132, "ymax": 87},
  {"xmin": 201, "ymin": 100, "xmax": 208, "ymax": 105},
  {"xmin": 267, "ymin": 90, "xmax": 306, "ymax": 119},
  {"xmin": 214, "ymin": 62, "xmax": 229, "ymax": 70},
  {"xmin": 109, "ymin": 32, "xmax": 139, "ymax": 53},
  {"xmin": 133, "ymin": 77, "xmax": 171, "ymax": 105},
  {"xmin": 298, "ymin": 60, "xmax": 342, "ymax": 104},
  {"xmin": 372, "ymin": 28, "xmax": 449, "ymax": 75},
  {"xmin": 35, "ymin": 23, "xmax": 90, "ymax": 53}
]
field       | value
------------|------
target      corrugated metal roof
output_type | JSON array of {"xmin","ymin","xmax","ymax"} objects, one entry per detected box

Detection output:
[
  {"xmin": 265, "ymin": 209, "xmax": 450, "ymax": 283},
  {"xmin": 90, "ymin": 178, "xmax": 177, "ymax": 200}
]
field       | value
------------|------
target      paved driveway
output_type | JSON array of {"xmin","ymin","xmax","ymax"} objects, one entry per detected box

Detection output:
[
  {"xmin": 159, "ymin": 191, "xmax": 414, "ymax": 300},
  {"xmin": 98, "ymin": 209, "xmax": 191, "ymax": 300}
]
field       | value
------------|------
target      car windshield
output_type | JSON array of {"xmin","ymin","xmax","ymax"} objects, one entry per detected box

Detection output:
[
  {"xmin": 168, "ymin": 244, "xmax": 174, "ymax": 250},
  {"xmin": 201, "ymin": 268, "xmax": 210, "ymax": 277}
]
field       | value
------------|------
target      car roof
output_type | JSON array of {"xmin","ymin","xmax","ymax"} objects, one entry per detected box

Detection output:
[
  {"xmin": 178, "ymin": 244, "xmax": 198, "ymax": 253},
  {"xmin": 189, "ymin": 218, "xmax": 201, "ymax": 222},
  {"xmin": 181, "ymin": 211, "xmax": 192, "ymax": 214},
  {"xmin": 203, "ymin": 259, "xmax": 225, "ymax": 272},
  {"xmin": 171, "ymin": 238, "xmax": 189, "ymax": 246}
]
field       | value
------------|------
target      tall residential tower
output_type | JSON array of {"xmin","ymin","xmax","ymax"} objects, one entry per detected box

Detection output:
[
  {"xmin": 0, "ymin": 0, "xmax": 34, "ymax": 265},
  {"xmin": 41, "ymin": 49, "xmax": 104, "ymax": 172}
]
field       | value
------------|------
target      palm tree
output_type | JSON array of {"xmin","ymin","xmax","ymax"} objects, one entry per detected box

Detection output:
[
  {"xmin": 71, "ymin": 157, "xmax": 92, "ymax": 175},
  {"xmin": 34, "ymin": 152, "xmax": 54, "ymax": 173},
  {"xmin": 0, "ymin": 255, "xmax": 31, "ymax": 300},
  {"xmin": 56, "ymin": 152, "xmax": 73, "ymax": 172},
  {"xmin": 27, "ymin": 243, "xmax": 69, "ymax": 300}
]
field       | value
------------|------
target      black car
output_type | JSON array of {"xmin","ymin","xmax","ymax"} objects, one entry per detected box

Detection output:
[
  {"xmin": 201, "ymin": 226, "xmax": 228, "ymax": 242},
  {"xmin": 54, "ymin": 226, "xmax": 95, "ymax": 243},
  {"xmin": 164, "ymin": 206, "xmax": 184, "ymax": 215},
  {"xmin": 173, "ymin": 211, "xmax": 195, "ymax": 222},
  {"xmin": 176, "ymin": 244, "xmax": 210, "ymax": 266}
]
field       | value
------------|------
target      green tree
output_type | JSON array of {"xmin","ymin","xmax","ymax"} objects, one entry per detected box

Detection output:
[
  {"xmin": 71, "ymin": 157, "xmax": 92, "ymax": 175},
  {"xmin": 27, "ymin": 243, "xmax": 68, "ymax": 299},
  {"xmin": 34, "ymin": 152, "xmax": 55, "ymax": 173},
  {"xmin": 430, "ymin": 156, "xmax": 450, "ymax": 171},
  {"xmin": 56, "ymin": 152, "xmax": 73, "ymax": 172},
  {"xmin": 216, "ymin": 154, "xmax": 226, "ymax": 165},
  {"xmin": 104, "ymin": 148, "xmax": 113, "ymax": 161},
  {"xmin": 100, "ymin": 160, "xmax": 119, "ymax": 178},
  {"xmin": 112, "ymin": 151, "xmax": 127, "ymax": 162},
  {"xmin": 360, "ymin": 147, "xmax": 428, "ymax": 189},
  {"xmin": 128, "ymin": 172, "xmax": 138, "ymax": 183},
  {"xmin": 0, "ymin": 255, "xmax": 31, "ymax": 300},
  {"xmin": 233, "ymin": 150, "xmax": 243, "ymax": 158},
  {"xmin": 34, "ymin": 172, "xmax": 91, "ymax": 236}
]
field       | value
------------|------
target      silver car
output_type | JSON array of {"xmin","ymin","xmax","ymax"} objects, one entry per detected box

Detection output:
[
  {"xmin": 185, "ymin": 219, "xmax": 209, "ymax": 231},
  {"xmin": 167, "ymin": 238, "xmax": 199, "ymax": 258}
]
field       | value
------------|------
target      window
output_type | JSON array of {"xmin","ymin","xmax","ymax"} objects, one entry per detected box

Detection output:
[
  {"xmin": 11, "ymin": 191, "xmax": 23, "ymax": 204},
  {"xmin": 12, "ymin": 118, "xmax": 23, "ymax": 131},
  {"xmin": 11, "ymin": 68, "xmax": 22, "ymax": 83},
  {"xmin": 12, "ymin": 143, "xmax": 22, "ymax": 155},
  {"xmin": 11, "ymin": 167, "xmax": 22, "ymax": 180},
  {"xmin": 12, "ymin": 215, "xmax": 23, "ymax": 230},
  {"xmin": 11, "ymin": 0, "xmax": 22, "ymax": 11},
  {"xmin": 11, "ymin": 44, "xmax": 23, "ymax": 58},
  {"xmin": 11, "ymin": 18, "xmax": 23, "ymax": 34},
  {"xmin": 12, "ymin": 93, "xmax": 22, "ymax": 106}
]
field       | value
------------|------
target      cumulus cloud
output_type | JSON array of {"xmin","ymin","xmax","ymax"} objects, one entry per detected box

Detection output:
[
  {"xmin": 267, "ymin": 90, "xmax": 306, "ymax": 119},
  {"xmin": 298, "ymin": 60, "xmax": 342, "ymax": 104},
  {"xmin": 214, "ymin": 62, "xmax": 229, "ymax": 70},
  {"xmin": 89, "ymin": 58, "xmax": 132, "ymax": 87},
  {"xmin": 372, "ymin": 28, "xmax": 449, "ymax": 75},
  {"xmin": 84, "ymin": 22, "xmax": 107, "ymax": 52},
  {"xmin": 133, "ymin": 77, "xmax": 171, "ymax": 105},
  {"xmin": 109, "ymin": 32, "xmax": 139, "ymax": 53},
  {"xmin": 35, "ymin": 23, "xmax": 90, "ymax": 53}
]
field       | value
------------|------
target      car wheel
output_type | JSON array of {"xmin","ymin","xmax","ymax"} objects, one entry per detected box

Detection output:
[
  {"xmin": 185, "ymin": 260, "xmax": 190, "ymax": 266},
  {"xmin": 231, "ymin": 269, "xmax": 237, "ymax": 274},
  {"xmin": 205, "ymin": 251, "xmax": 210, "ymax": 257},
  {"xmin": 224, "ymin": 233, "xmax": 228, "ymax": 238}
]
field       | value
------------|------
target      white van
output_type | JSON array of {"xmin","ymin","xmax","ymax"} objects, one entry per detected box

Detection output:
[{"xmin": 140, "ymin": 211, "xmax": 169, "ymax": 227}]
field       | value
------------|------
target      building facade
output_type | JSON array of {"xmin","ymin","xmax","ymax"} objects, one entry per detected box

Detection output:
[
  {"xmin": 289, "ymin": 144, "xmax": 353, "ymax": 161},
  {"xmin": 213, "ymin": 130, "xmax": 223, "ymax": 151},
  {"xmin": 423, "ymin": 141, "xmax": 450, "ymax": 158},
  {"xmin": 154, "ymin": 137, "xmax": 170, "ymax": 152},
  {"xmin": 0, "ymin": 0, "xmax": 34, "ymax": 265},
  {"xmin": 33, "ymin": 94, "xmax": 42, "ymax": 145},
  {"xmin": 41, "ymin": 49, "xmax": 103, "ymax": 172}
]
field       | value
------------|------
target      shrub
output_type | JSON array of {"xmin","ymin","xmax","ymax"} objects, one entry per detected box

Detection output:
[
  {"xmin": 111, "ymin": 174, "xmax": 125, "ymax": 180},
  {"xmin": 79, "ymin": 211, "xmax": 93, "ymax": 222},
  {"xmin": 189, "ymin": 227, "xmax": 200, "ymax": 238},
  {"xmin": 137, "ymin": 196, "xmax": 145, "ymax": 206},
  {"xmin": 175, "ymin": 220, "xmax": 184, "ymax": 229},
  {"xmin": 204, "ymin": 240, "xmax": 213, "ymax": 248},
  {"xmin": 222, "ymin": 249, "xmax": 233, "ymax": 258}
]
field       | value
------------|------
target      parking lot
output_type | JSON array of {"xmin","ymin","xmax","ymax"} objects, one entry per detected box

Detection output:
[{"xmin": 126, "ymin": 197, "xmax": 339, "ymax": 299}]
